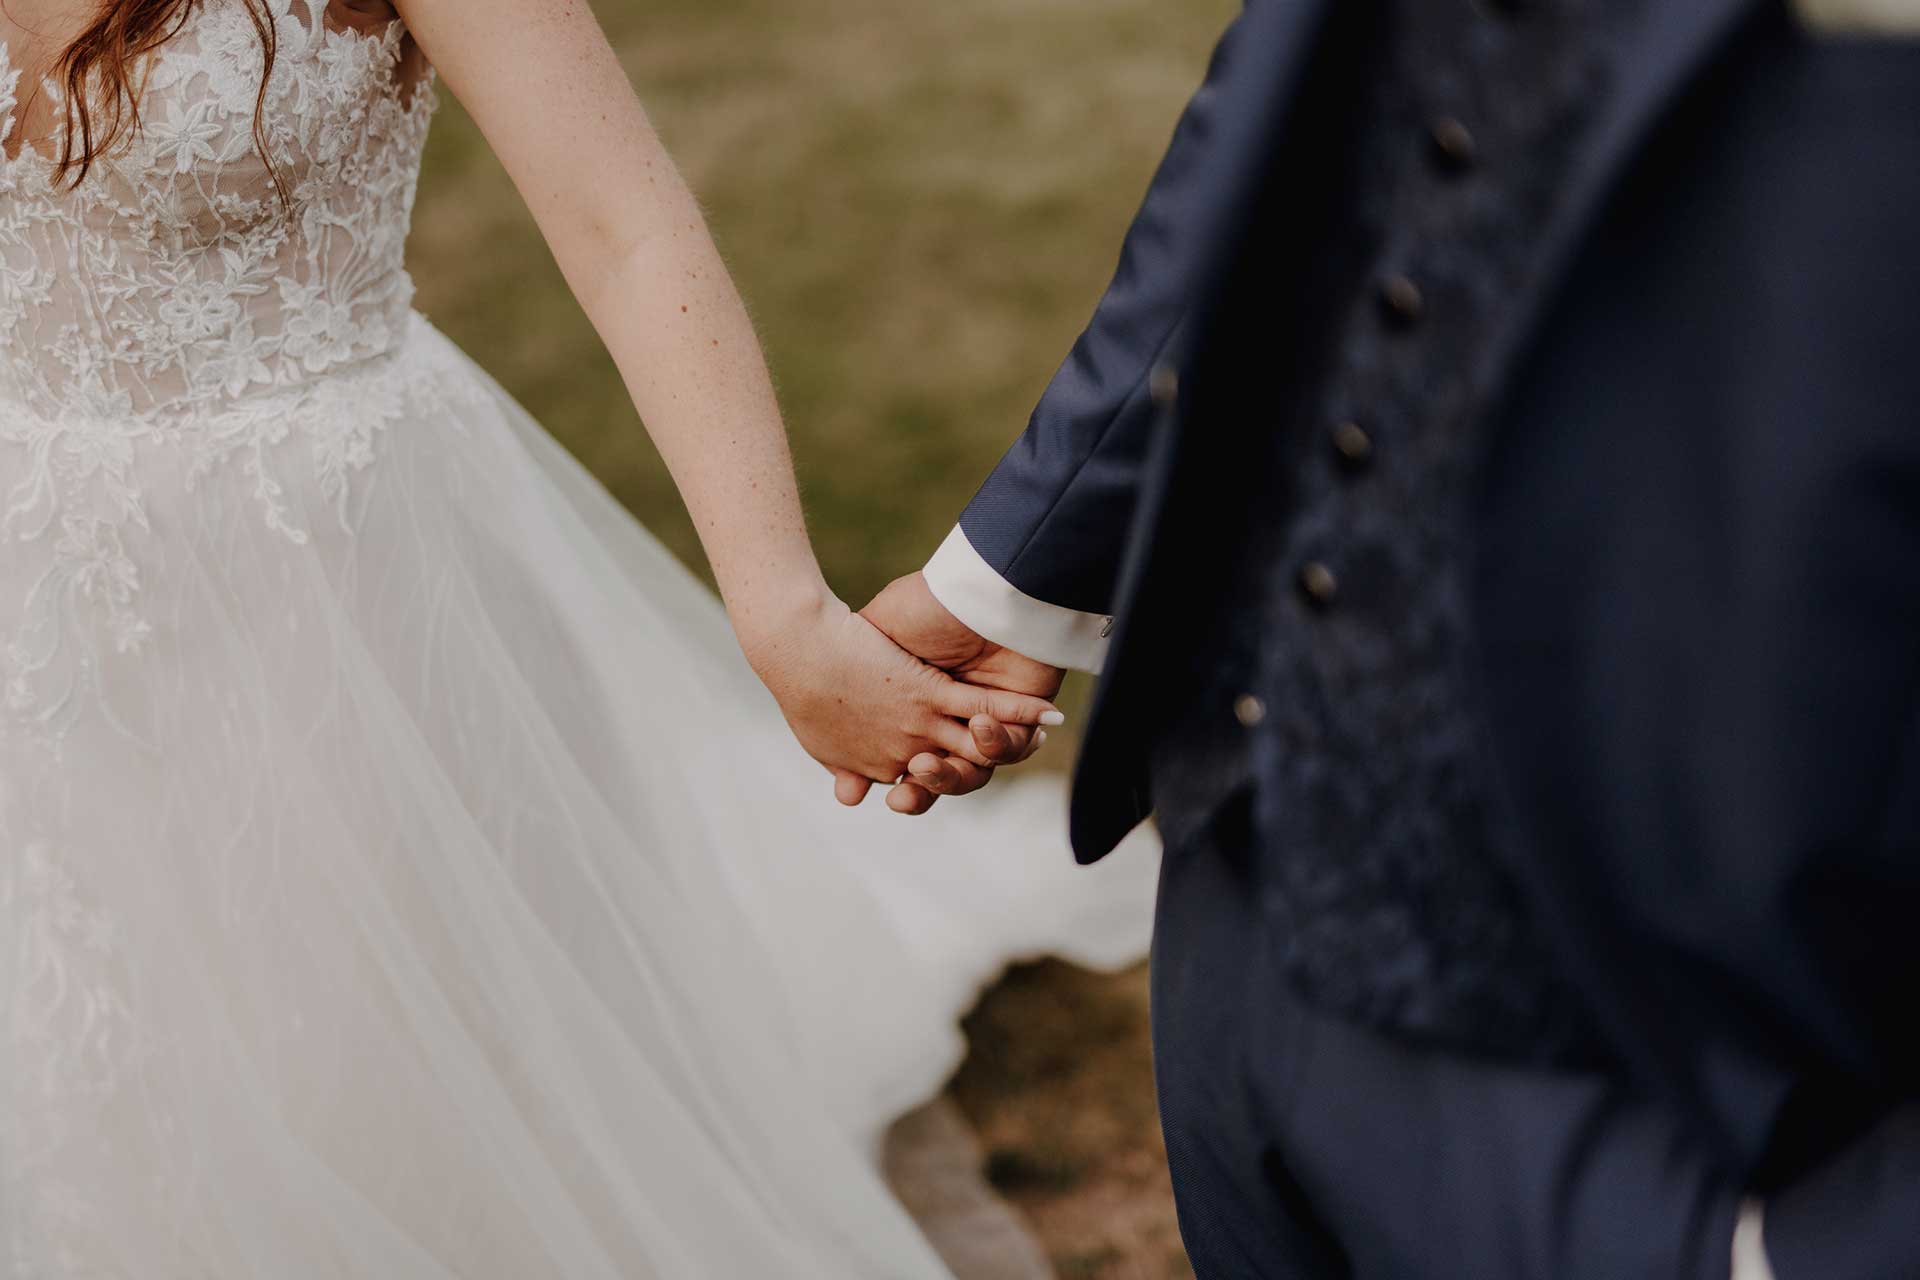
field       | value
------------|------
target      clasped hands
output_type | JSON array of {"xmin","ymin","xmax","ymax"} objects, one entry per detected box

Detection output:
[{"xmin": 744, "ymin": 572, "xmax": 1064, "ymax": 815}]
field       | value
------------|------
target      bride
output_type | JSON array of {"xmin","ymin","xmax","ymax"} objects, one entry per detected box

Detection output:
[{"xmin": 0, "ymin": 0, "xmax": 1158, "ymax": 1273}]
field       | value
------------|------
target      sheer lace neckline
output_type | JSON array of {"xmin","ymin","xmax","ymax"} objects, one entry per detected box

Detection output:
[{"xmin": 0, "ymin": 0, "xmax": 432, "ymax": 174}]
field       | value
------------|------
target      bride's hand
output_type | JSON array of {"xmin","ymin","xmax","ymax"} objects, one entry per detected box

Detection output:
[{"xmin": 739, "ymin": 594, "xmax": 1065, "ymax": 787}]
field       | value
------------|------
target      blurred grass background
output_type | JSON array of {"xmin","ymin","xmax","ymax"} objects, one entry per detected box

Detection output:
[{"xmin": 407, "ymin": 1, "xmax": 1234, "ymax": 1274}]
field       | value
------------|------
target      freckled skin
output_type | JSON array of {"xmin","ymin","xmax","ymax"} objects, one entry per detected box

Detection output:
[{"xmin": 371, "ymin": 0, "xmax": 1056, "ymax": 787}]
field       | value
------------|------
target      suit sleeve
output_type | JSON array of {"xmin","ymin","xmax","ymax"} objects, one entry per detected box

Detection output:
[{"xmin": 924, "ymin": 0, "xmax": 1312, "ymax": 672}]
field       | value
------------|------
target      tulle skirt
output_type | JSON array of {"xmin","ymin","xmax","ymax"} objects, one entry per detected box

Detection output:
[{"xmin": 0, "ymin": 311, "xmax": 1159, "ymax": 1277}]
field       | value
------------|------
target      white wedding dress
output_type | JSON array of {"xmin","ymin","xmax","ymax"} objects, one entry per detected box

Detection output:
[{"xmin": 0, "ymin": 3, "xmax": 1159, "ymax": 1274}]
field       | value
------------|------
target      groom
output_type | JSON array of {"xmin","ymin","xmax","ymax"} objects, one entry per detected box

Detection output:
[{"xmin": 856, "ymin": 0, "xmax": 1920, "ymax": 1275}]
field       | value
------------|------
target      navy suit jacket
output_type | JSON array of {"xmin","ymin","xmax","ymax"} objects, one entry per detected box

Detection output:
[{"xmin": 931, "ymin": 0, "xmax": 1920, "ymax": 1271}]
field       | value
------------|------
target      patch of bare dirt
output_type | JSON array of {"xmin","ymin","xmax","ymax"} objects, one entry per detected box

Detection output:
[{"xmin": 949, "ymin": 960, "xmax": 1192, "ymax": 1280}]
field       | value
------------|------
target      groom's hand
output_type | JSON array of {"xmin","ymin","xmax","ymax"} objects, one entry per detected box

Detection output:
[{"xmin": 841, "ymin": 572, "xmax": 1066, "ymax": 814}]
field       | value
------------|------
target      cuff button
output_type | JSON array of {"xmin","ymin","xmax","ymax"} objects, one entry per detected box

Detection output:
[{"xmin": 1149, "ymin": 363, "xmax": 1181, "ymax": 406}]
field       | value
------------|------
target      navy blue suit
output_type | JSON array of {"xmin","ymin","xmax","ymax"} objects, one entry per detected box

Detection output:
[{"xmin": 924, "ymin": 0, "xmax": 1920, "ymax": 1274}]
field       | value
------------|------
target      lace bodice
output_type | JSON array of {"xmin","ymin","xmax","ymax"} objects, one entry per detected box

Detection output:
[
  {"xmin": 0, "ymin": 0, "xmax": 438, "ymax": 423},
  {"xmin": 0, "ymin": 0, "xmax": 450, "ymax": 740}
]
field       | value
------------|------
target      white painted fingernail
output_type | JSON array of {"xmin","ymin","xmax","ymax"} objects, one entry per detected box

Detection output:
[
  {"xmin": 1036, "ymin": 730, "xmax": 1049, "ymax": 748},
  {"xmin": 1039, "ymin": 710, "xmax": 1066, "ymax": 726}
]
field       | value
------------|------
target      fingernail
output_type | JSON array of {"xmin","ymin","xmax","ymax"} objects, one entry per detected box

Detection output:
[
  {"xmin": 1039, "ymin": 710, "xmax": 1066, "ymax": 727},
  {"xmin": 1036, "ymin": 730, "xmax": 1049, "ymax": 748}
]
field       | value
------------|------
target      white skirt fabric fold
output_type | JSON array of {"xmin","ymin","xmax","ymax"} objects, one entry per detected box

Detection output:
[{"xmin": 0, "ymin": 312, "xmax": 1160, "ymax": 1278}]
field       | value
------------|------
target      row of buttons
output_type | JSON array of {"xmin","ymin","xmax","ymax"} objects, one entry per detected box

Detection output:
[
  {"xmin": 1299, "ymin": 74, "xmax": 1484, "ymax": 617},
  {"xmin": 1146, "ymin": 3, "xmax": 1502, "ymax": 732},
  {"xmin": 1272, "ymin": 6, "xmax": 1503, "ymax": 718}
]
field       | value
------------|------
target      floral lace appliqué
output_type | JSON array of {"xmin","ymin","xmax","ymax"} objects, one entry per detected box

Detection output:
[{"xmin": 0, "ymin": 0, "xmax": 442, "ymax": 742}]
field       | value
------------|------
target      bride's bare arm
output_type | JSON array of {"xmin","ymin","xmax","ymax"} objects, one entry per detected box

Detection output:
[
  {"xmin": 391, "ymin": 0, "xmax": 1060, "ymax": 784},
  {"xmin": 389, "ymin": 0, "xmax": 808, "ymax": 626}
]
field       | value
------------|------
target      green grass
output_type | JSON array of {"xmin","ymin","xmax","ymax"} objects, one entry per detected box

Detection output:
[{"xmin": 406, "ymin": 0, "xmax": 1234, "ymax": 731}]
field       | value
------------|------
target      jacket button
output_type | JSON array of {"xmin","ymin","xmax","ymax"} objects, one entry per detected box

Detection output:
[
  {"xmin": 1149, "ymin": 363, "xmax": 1181, "ymax": 406},
  {"xmin": 1379, "ymin": 274, "xmax": 1425, "ymax": 326},
  {"xmin": 1331, "ymin": 420, "xmax": 1374, "ymax": 470},
  {"xmin": 1429, "ymin": 116, "xmax": 1476, "ymax": 171},
  {"xmin": 1298, "ymin": 561, "xmax": 1339, "ymax": 609},
  {"xmin": 1234, "ymin": 694, "xmax": 1268, "ymax": 728}
]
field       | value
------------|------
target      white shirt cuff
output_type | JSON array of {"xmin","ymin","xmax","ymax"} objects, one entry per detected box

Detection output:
[
  {"xmin": 922, "ymin": 526, "xmax": 1113, "ymax": 675},
  {"xmin": 1732, "ymin": 1199, "xmax": 1775, "ymax": 1280}
]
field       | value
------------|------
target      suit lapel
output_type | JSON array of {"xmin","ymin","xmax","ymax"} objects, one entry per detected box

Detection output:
[{"xmin": 1483, "ymin": 0, "xmax": 1767, "ymax": 400}]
